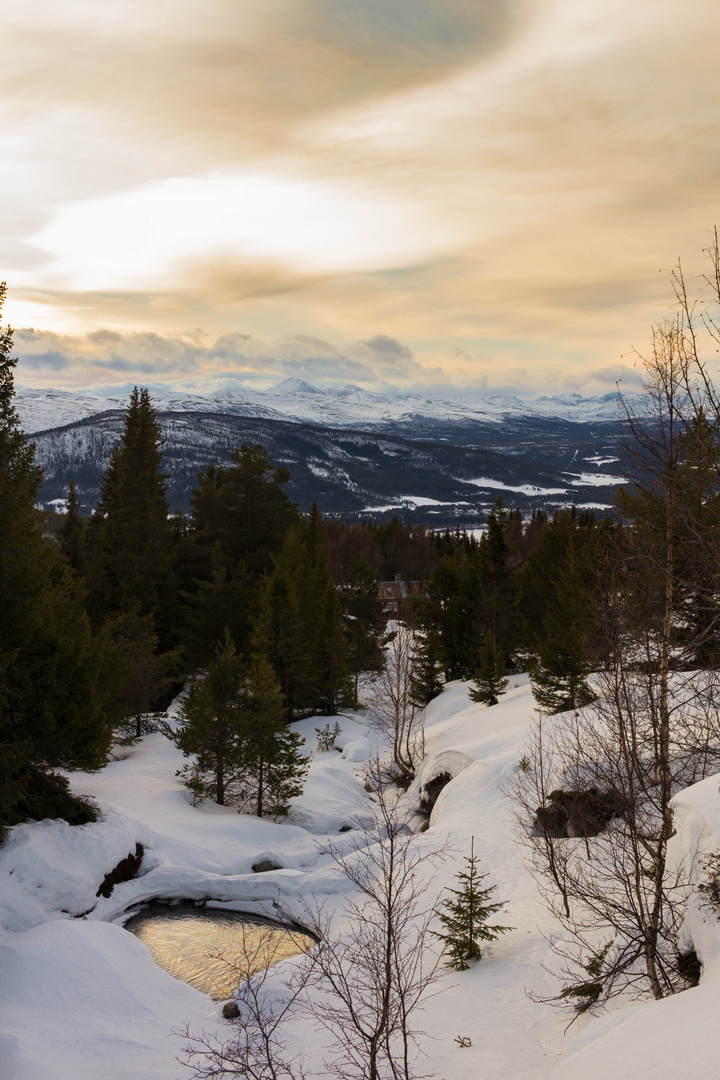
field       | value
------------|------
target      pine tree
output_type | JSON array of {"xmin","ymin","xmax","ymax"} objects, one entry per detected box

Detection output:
[
  {"xmin": 188, "ymin": 443, "xmax": 298, "ymax": 576},
  {"xmin": 98, "ymin": 611, "xmax": 181, "ymax": 741},
  {"xmin": 433, "ymin": 837, "xmax": 512, "ymax": 970},
  {"xmin": 469, "ymin": 630, "xmax": 508, "ymax": 706},
  {"xmin": 280, "ymin": 507, "xmax": 350, "ymax": 714},
  {"xmin": 344, "ymin": 558, "xmax": 387, "ymax": 702},
  {"xmin": 181, "ymin": 543, "xmax": 253, "ymax": 669},
  {"xmin": 87, "ymin": 387, "xmax": 176, "ymax": 643},
  {"xmin": 251, "ymin": 566, "xmax": 308, "ymax": 719},
  {"xmin": 529, "ymin": 542, "xmax": 595, "ymax": 714},
  {"xmin": 175, "ymin": 629, "xmax": 245, "ymax": 805},
  {"xmin": 240, "ymin": 658, "xmax": 308, "ymax": 817},
  {"xmin": 0, "ymin": 283, "xmax": 109, "ymax": 833},
  {"xmin": 57, "ymin": 480, "xmax": 86, "ymax": 574},
  {"xmin": 410, "ymin": 624, "xmax": 444, "ymax": 707}
]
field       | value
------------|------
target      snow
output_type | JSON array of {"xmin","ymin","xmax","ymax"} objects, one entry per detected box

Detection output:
[
  {"xmin": 565, "ymin": 471, "xmax": 625, "ymax": 487},
  {"xmin": 2, "ymin": 678, "xmax": 720, "ymax": 1079},
  {"xmin": 15, "ymin": 382, "xmax": 641, "ymax": 435},
  {"xmin": 463, "ymin": 477, "xmax": 569, "ymax": 496}
]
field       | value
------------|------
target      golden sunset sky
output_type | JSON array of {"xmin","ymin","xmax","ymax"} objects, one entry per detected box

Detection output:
[{"xmin": 4, "ymin": 0, "xmax": 720, "ymax": 396}]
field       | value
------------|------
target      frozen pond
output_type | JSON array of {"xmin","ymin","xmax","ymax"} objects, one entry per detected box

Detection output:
[{"xmin": 123, "ymin": 902, "xmax": 314, "ymax": 1000}]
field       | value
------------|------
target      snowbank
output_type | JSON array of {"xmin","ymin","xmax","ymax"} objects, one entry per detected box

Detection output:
[{"xmin": 2, "ymin": 677, "xmax": 720, "ymax": 1080}]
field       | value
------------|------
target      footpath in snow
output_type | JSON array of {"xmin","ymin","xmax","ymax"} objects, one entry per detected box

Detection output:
[{"xmin": 2, "ymin": 678, "xmax": 720, "ymax": 1079}]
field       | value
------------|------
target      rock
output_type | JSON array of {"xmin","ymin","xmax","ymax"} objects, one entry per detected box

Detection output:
[
  {"xmin": 252, "ymin": 859, "xmax": 282, "ymax": 873},
  {"xmin": 339, "ymin": 824, "xmax": 352, "ymax": 833},
  {"xmin": 534, "ymin": 788, "xmax": 625, "ymax": 838},
  {"xmin": 222, "ymin": 1001, "xmax": 240, "ymax": 1019},
  {"xmin": 419, "ymin": 773, "xmax": 453, "ymax": 815},
  {"xmin": 96, "ymin": 843, "xmax": 145, "ymax": 899}
]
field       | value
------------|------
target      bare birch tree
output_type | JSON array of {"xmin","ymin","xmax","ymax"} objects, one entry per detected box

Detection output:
[
  {"xmin": 177, "ymin": 926, "xmax": 310, "ymax": 1080},
  {"xmin": 300, "ymin": 769, "xmax": 445, "ymax": 1080},
  {"xmin": 368, "ymin": 626, "xmax": 425, "ymax": 786}
]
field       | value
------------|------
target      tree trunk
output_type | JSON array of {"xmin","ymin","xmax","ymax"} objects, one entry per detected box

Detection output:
[{"xmin": 256, "ymin": 756, "xmax": 264, "ymax": 818}]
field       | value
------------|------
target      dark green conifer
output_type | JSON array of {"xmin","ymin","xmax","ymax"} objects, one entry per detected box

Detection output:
[
  {"xmin": 469, "ymin": 630, "xmax": 508, "ymax": 706},
  {"xmin": 57, "ymin": 480, "xmax": 85, "ymax": 574},
  {"xmin": 411, "ymin": 625, "xmax": 444, "ymax": 706},
  {"xmin": 344, "ymin": 558, "xmax": 387, "ymax": 702},
  {"xmin": 175, "ymin": 629, "xmax": 245, "ymax": 805},
  {"xmin": 529, "ymin": 542, "xmax": 595, "ymax": 713},
  {"xmin": 240, "ymin": 657, "xmax": 308, "ymax": 817},
  {"xmin": 0, "ymin": 283, "xmax": 108, "ymax": 833},
  {"xmin": 251, "ymin": 566, "xmax": 308, "ymax": 719},
  {"xmin": 87, "ymin": 387, "xmax": 176, "ymax": 643},
  {"xmin": 433, "ymin": 837, "xmax": 512, "ymax": 970}
]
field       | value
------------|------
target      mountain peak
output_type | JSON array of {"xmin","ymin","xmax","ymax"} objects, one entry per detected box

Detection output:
[{"xmin": 269, "ymin": 377, "xmax": 324, "ymax": 395}]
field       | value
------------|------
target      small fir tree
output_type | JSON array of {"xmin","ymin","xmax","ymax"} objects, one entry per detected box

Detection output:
[
  {"xmin": 175, "ymin": 629, "xmax": 245, "ymax": 805},
  {"xmin": 469, "ymin": 630, "xmax": 508, "ymax": 706},
  {"xmin": 240, "ymin": 657, "xmax": 309, "ymax": 817},
  {"xmin": 251, "ymin": 564, "xmax": 308, "ymax": 719},
  {"xmin": 529, "ymin": 542, "xmax": 595, "ymax": 714},
  {"xmin": 411, "ymin": 624, "xmax": 445, "ymax": 707},
  {"xmin": 433, "ymin": 837, "xmax": 512, "ymax": 970},
  {"xmin": 343, "ymin": 558, "xmax": 386, "ymax": 702},
  {"xmin": 57, "ymin": 480, "xmax": 86, "ymax": 574}
]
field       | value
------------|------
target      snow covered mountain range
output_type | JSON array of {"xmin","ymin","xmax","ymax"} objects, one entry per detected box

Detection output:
[
  {"xmin": 15, "ymin": 378, "xmax": 636, "ymax": 436},
  {"xmin": 19, "ymin": 380, "xmax": 633, "ymax": 521}
]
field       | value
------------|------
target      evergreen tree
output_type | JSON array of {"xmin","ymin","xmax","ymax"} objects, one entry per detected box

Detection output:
[
  {"xmin": 529, "ymin": 542, "xmax": 595, "ymax": 713},
  {"xmin": 181, "ymin": 543, "xmax": 253, "ymax": 669},
  {"xmin": 87, "ymin": 387, "xmax": 176, "ymax": 643},
  {"xmin": 175, "ymin": 630, "xmax": 245, "ymax": 805},
  {"xmin": 98, "ymin": 611, "xmax": 181, "ymax": 741},
  {"xmin": 251, "ymin": 566, "xmax": 308, "ymax": 719},
  {"xmin": 188, "ymin": 443, "xmax": 298, "ymax": 576},
  {"xmin": 240, "ymin": 658, "xmax": 309, "ymax": 817},
  {"xmin": 57, "ymin": 480, "xmax": 86, "ymax": 574},
  {"xmin": 433, "ymin": 837, "xmax": 512, "ymax": 970},
  {"xmin": 410, "ymin": 624, "xmax": 444, "ymax": 706},
  {"xmin": 343, "ymin": 558, "xmax": 387, "ymax": 702},
  {"xmin": 469, "ymin": 630, "xmax": 508, "ymax": 706},
  {"xmin": 0, "ymin": 283, "xmax": 109, "ymax": 833}
]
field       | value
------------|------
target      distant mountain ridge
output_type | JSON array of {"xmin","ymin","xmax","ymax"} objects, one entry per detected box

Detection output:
[{"xmin": 15, "ymin": 379, "xmax": 638, "ymax": 436}]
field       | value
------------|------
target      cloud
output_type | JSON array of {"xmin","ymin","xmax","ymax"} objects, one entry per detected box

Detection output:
[
  {"xmin": 4, "ymin": 0, "xmax": 720, "ymax": 396},
  {"xmin": 360, "ymin": 334, "xmax": 414, "ymax": 360}
]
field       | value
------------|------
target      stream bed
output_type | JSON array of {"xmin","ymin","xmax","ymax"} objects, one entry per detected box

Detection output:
[{"xmin": 123, "ymin": 902, "xmax": 314, "ymax": 1000}]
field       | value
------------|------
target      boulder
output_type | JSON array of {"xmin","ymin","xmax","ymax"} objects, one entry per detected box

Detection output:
[
  {"xmin": 252, "ymin": 859, "xmax": 282, "ymax": 873},
  {"xmin": 222, "ymin": 1001, "xmax": 240, "ymax": 1019}
]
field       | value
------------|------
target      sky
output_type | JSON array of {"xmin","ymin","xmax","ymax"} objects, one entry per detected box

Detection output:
[{"xmin": 4, "ymin": 0, "xmax": 720, "ymax": 398}]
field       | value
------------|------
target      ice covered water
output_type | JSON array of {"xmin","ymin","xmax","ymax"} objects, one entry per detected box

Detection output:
[{"xmin": 123, "ymin": 903, "xmax": 313, "ymax": 1000}]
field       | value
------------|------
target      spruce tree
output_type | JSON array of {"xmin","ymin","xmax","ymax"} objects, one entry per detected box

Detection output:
[
  {"xmin": 240, "ymin": 657, "xmax": 308, "ymax": 817},
  {"xmin": 433, "ymin": 837, "xmax": 512, "ymax": 970},
  {"xmin": 188, "ymin": 443, "xmax": 298, "ymax": 576},
  {"xmin": 469, "ymin": 630, "xmax": 508, "ymax": 706},
  {"xmin": 57, "ymin": 480, "xmax": 86, "ymax": 574},
  {"xmin": 251, "ymin": 566, "xmax": 308, "ymax": 719},
  {"xmin": 0, "ymin": 283, "xmax": 109, "ymax": 833},
  {"xmin": 175, "ymin": 629, "xmax": 245, "ymax": 805},
  {"xmin": 87, "ymin": 387, "xmax": 176, "ymax": 643},
  {"xmin": 410, "ymin": 624, "xmax": 444, "ymax": 707},
  {"xmin": 529, "ymin": 542, "xmax": 595, "ymax": 714},
  {"xmin": 98, "ymin": 611, "xmax": 181, "ymax": 741},
  {"xmin": 344, "ymin": 558, "xmax": 387, "ymax": 702}
]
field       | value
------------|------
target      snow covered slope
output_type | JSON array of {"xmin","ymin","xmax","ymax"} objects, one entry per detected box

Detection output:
[
  {"xmin": 15, "ymin": 381, "xmax": 637, "ymax": 435},
  {"xmin": 2, "ymin": 679, "xmax": 719, "ymax": 1080}
]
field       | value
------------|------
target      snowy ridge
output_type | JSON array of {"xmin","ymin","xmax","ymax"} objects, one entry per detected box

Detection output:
[
  {"xmin": 15, "ymin": 380, "xmax": 637, "ymax": 435},
  {"xmin": 1, "ymin": 679, "xmax": 719, "ymax": 1079}
]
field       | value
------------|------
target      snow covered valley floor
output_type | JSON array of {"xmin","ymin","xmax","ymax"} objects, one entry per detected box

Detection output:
[{"xmin": 3, "ymin": 677, "xmax": 720, "ymax": 1080}]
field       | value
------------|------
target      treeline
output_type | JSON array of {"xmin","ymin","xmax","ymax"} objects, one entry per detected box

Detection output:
[
  {"xmin": 0, "ymin": 285, "xmax": 387, "ymax": 829},
  {"xmin": 0, "ymin": 272, "xmax": 622, "ymax": 833}
]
